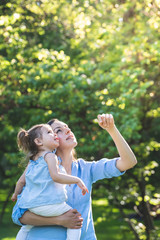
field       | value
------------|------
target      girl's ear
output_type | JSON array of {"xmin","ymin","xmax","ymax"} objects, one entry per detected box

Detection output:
[{"xmin": 34, "ymin": 138, "xmax": 43, "ymax": 146}]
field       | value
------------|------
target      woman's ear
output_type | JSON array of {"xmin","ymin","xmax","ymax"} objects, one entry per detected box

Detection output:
[{"xmin": 34, "ymin": 138, "xmax": 43, "ymax": 146}]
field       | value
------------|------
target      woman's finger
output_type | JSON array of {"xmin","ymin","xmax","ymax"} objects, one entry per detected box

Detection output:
[
  {"xmin": 109, "ymin": 114, "xmax": 113, "ymax": 125},
  {"xmin": 100, "ymin": 114, "xmax": 105, "ymax": 125},
  {"xmin": 97, "ymin": 114, "xmax": 102, "ymax": 123},
  {"xmin": 105, "ymin": 114, "xmax": 109, "ymax": 127}
]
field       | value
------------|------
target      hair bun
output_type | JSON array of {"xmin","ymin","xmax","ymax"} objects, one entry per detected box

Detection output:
[
  {"xmin": 19, "ymin": 129, "xmax": 28, "ymax": 138},
  {"xmin": 24, "ymin": 131, "xmax": 29, "ymax": 137},
  {"xmin": 17, "ymin": 128, "xmax": 30, "ymax": 152}
]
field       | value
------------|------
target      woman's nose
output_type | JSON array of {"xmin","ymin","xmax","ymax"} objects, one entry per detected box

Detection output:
[{"xmin": 65, "ymin": 128, "xmax": 71, "ymax": 134}]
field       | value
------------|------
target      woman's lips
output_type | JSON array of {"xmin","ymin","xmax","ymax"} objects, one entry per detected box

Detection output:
[{"xmin": 66, "ymin": 135, "xmax": 74, "ymax": 140}]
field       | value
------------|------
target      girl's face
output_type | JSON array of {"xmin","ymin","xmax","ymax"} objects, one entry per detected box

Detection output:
[
  {"xmin": 51, "ymin": 121, "xmax": 77, "ymax": 151},
  {"xmin": 40, "ymin": 125, "xmax": 59, "ymax": 150}
]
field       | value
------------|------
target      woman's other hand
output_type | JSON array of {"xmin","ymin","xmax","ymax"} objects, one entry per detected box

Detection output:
[{"xmin": 59, "ymin": 209, "xmax": 83, "ymax": 229}]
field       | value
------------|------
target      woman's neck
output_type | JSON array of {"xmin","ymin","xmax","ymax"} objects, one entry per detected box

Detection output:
[{"xmin": 57, "ymin": 149, "xmax": 73, "ymax": 174}]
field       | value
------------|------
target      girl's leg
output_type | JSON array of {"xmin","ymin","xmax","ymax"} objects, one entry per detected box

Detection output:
[
  {"xmin": 67, "ymin": 228, "xmax": 81, "ymax": 240},
  {"xmin": 16, "ymin": 225, "xmax": 33, "ymax": 240},
  {"xmin": 29, "ymin": 202, "xmax": 72, "ymax": 216}
]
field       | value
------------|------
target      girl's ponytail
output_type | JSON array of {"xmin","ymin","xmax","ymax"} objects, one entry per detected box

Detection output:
[{"xmin": 17, "ymin": 129, "xmax": 30, "ymax": 153}]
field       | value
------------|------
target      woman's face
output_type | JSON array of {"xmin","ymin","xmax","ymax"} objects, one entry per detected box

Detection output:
[{"xmin": 50, "ymin": 120, "xmax": 77, "ymax": 151}]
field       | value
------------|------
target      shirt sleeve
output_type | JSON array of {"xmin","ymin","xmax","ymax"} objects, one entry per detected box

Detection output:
[
  {"xmin": 12, "ymin": 201, "xmax": 28, "ymax": 226},
  {"xmin": 90, "ymin": 158, "xmax": 125, "ymax": 184}
]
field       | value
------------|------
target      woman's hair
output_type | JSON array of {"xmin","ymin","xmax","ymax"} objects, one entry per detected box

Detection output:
[
  {"xmin": 17, "ymin": 124, "xmax": 46, "ymax": 161},
  {"xmin": 47, "ymin": 119, "xmax": 58, "ymax": 126},
  {"xmin": 47, "ymin": 119, "xmax": 77, "ymax": 161}
]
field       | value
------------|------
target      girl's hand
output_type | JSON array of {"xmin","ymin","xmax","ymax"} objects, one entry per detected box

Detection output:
[
  {"xmin": 11, "ymin": 193, "xmax": 17, "ymax": 202},
  {"xmin": 97, "ymin": 113, "xmax": 115, "ymax": 132},
  {"xmin": 77, "ymin": 179, "xmax": 89, "ymax": 196}
]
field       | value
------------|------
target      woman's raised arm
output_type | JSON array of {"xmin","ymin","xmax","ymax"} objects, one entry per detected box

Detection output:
[{"xmin": 97, "ymin": 113, "xmax": 137, "ymax": 172}]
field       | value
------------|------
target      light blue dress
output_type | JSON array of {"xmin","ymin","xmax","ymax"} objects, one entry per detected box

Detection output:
[
  {"xmin": 18, "ymin": 156, "xmax": 67, "ymax": 209},
  {"xmin": 12, "ymin": 157, "xmax": 125, "ymax": 240}
]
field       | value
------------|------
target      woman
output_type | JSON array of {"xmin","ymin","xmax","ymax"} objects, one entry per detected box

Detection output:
[{"xmin": 12, "ymin": 113, "xmax": 137, "ymax": 240}]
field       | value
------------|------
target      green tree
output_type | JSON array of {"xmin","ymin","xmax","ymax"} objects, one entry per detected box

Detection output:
[{"xmin": 0, "ymin": 1, "xmax": 160, "ymax": 239}]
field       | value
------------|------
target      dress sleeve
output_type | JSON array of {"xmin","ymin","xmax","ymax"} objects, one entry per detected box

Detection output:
[
  {"xmin": 12, "ymin": 201, "xmax": 28, "ymax": 226},
  {"xmin": 90, "ymin": 158, "xmax": 125, "ymax": 184}
]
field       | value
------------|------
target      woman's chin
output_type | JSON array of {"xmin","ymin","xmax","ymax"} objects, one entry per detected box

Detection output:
[
  {"xmin": 63, "ymin": 141, "xmax": 77, "ymax": 149},
  {"xmin": 68, "ymin": 140, "xmax": 77, "ymax": 148}
]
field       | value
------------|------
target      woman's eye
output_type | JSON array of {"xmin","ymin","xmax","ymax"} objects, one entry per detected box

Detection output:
[{"xmin": 56, "ymin": 129, "xmax": 61, "ymax": 133}]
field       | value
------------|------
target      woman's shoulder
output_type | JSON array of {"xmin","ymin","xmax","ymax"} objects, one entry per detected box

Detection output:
[
  {"xmin": 77, "ymin": 158, "xmax": 93, "ymax": 167},
  {"xmin": 77, "ymin": 157, "xmax": 118, "ymax": 169}
]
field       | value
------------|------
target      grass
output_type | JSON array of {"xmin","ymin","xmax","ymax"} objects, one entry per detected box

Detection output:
[
  {"xmin": 92, "ymin": 198, "xmax": 135, "ymax": 240},
  {"xmin": 0, "ymin": 209, "xmax": 19, "ymax": 240},
  {"xmin": 0, "ymin": 192, "xmax": 160, "ymax": 240},
  {"xmin": 0, "ymin": 190, "xmax": 19, "ymax": 240}
]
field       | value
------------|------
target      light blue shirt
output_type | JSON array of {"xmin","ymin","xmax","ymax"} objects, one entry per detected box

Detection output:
[
  {"xmin": 12, "ymin": 158, "xmax": 125, "ymax": 240},
  {"xmin": 18, "ymin": 156, "xmax": 67, "ymax": 209}
]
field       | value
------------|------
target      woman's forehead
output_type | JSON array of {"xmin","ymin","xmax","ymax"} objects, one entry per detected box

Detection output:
[{"xmin": 51, "ymin": 121, "xmax": 68, "ymax": 131}]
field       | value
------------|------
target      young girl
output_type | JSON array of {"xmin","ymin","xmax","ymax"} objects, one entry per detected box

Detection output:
[{"xmin": 12, "ymin": 123, "xmax": 88, "ymax": 240}]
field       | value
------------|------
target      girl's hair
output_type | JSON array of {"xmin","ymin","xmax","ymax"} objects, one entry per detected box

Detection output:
[
  {"xmin": 17, "ymin": 124, "xmax": 46, "ymax": 161},
  {"xmin": 47, "ymin": 119, "xmax": 77, "ymax": 161}
]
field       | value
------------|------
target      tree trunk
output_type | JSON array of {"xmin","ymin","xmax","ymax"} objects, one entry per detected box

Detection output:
[
  {"xmin": 139, "ymin": 174, "xmax": 155, "ymax": 239},
  {"xmin": 115, "ymin": 197, "xmax": 140, "ymax": 240}
]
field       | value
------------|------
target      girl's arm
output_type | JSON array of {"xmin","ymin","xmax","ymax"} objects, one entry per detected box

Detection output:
[
  {"xmin": 45, "ymin": 153, "xmax": 88, "ymax": 195},
  {"xmin": 97, "ymin": 113, "xmax": 137, "ymax": 172},
  {"xmin": 11, "ymin": 164, "xmax": 29, "ymax": 201},
  {"xmin": 20, "ymin": 209, "xmax": 83, "ymax": 229}
]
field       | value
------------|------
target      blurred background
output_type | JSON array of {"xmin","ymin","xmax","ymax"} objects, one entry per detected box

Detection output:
[{"xmin": 0, "ymin": 0, "xmax": 160, "ymax": 239}]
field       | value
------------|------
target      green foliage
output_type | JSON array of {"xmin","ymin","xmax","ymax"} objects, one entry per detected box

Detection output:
[{"xmin": 0, "ymin": 0, "xmax": 160, "ymax": 238}]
